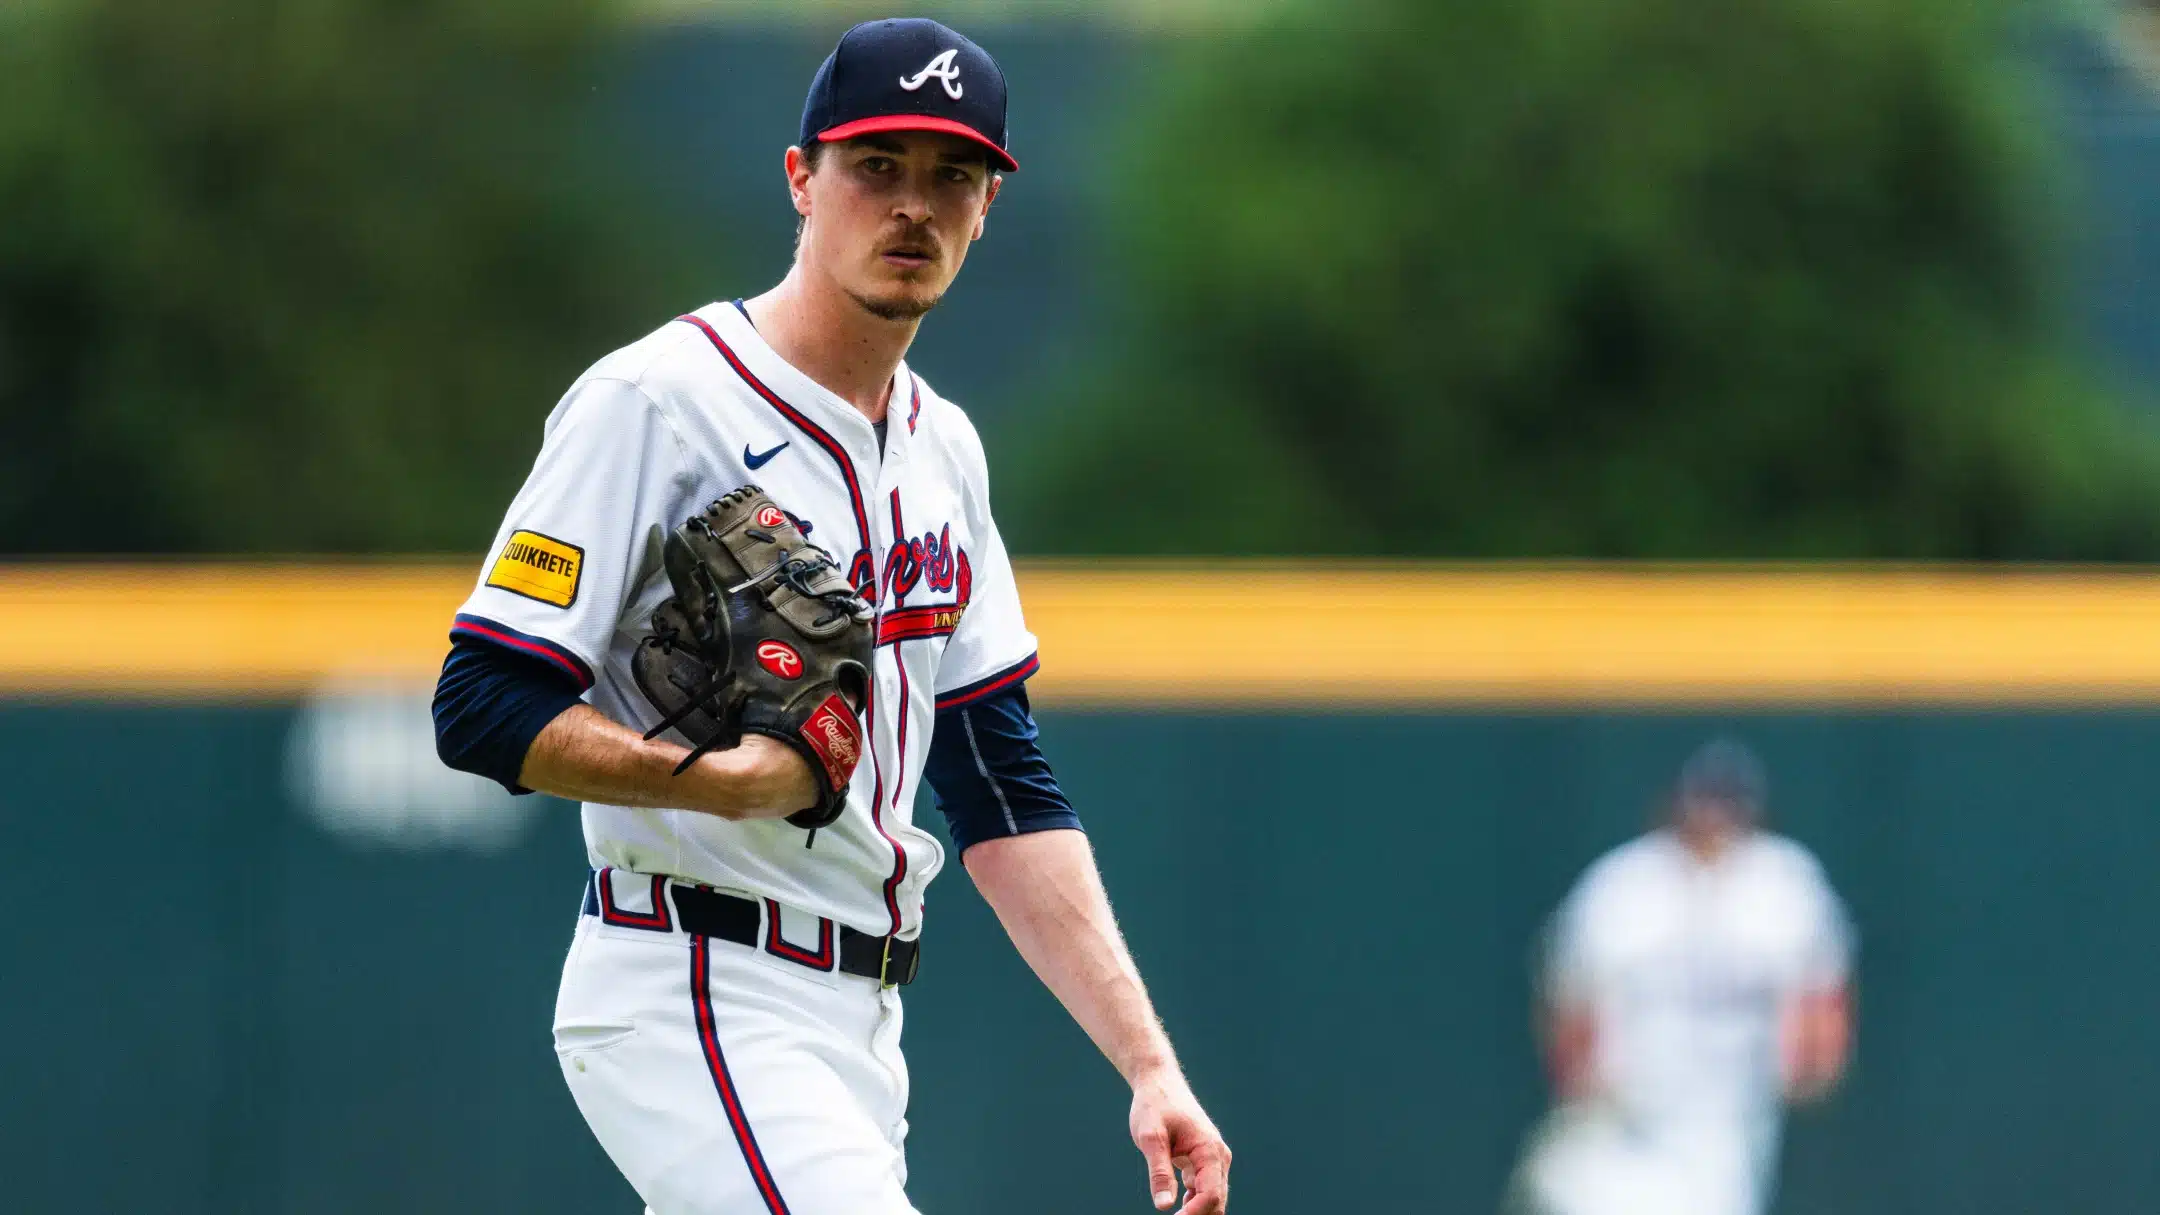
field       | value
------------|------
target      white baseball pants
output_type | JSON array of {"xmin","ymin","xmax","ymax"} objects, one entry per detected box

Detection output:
[{"xmin": 553, "ymin": 875, "xmax": 919, "ymax": 1215}]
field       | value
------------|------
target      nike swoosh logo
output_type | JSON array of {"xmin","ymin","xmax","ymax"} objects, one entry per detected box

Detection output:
[{"xmin": 744, "ymin": 441, "xmax": 789, "ymax": 470}]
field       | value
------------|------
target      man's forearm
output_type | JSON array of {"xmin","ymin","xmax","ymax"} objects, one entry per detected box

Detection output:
[
  {"xmin": 963, "ymin": 830, "xmax": 1178, "ymax": 1082},
  {"xmin": 519, "ymin": 703, "xmax": 815, "ymax": 821},
  {"xmin": 1782, "ymin": 986, "xmax": 1852, "ymax": 1101}
]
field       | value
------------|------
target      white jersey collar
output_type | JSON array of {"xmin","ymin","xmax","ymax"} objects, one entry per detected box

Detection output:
[{"xmin": 697, "ymin": 302, "xmax": 914, "ymax": 467}]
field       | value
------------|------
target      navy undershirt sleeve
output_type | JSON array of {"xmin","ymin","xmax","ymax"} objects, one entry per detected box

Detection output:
[
  {"xmin": 922, "ymin": 681, "xmax": 1082, "ymax": 854},
  {"xmin": 432, "ymin": 633, "xmax": 587, "ymax": 795}
]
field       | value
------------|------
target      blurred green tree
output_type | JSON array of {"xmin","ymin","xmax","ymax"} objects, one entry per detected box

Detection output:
[
  {"xmin": 1007, "ymin": 0, "xmax": 2160, "ymax": 558},
  {"xmin": 0, "ymin": 0, "xmax": 717, "ymax": 553}
]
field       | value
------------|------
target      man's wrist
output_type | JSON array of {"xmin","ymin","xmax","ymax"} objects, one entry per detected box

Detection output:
[
  {"xmin": 1125, "ymin": 1054, "xmax": 1186, "ymax": 1091},
  {"xmin": 678, "ymin": 737, "xmax": 817, "ymax": 821}
]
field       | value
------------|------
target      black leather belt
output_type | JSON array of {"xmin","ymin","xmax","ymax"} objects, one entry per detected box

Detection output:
[{"xmin": 582, "ymin": 872, "xmax": 920, "ymax": 986}]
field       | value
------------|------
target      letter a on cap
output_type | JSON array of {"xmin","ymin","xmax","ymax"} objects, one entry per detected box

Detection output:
[{"xmin": 898, "ymin": 49, "xmax": 964, "ymax": 100}]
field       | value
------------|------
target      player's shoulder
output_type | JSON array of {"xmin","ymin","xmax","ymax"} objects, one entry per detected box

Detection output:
[
  {"xmin": 1739, "ymin": 831, "xmax": 1834, "ymax": 889},
  {"xmin": 1572, "ymin": 833, "xmax": 1676, "ymax": 901},
  {"xmin": 572, "ymin": 312, "xmax": 713, "ymax": 400},
  {"xmin": 1595, "ymin": 832, "xmax": 1677, "ymax": 876}
]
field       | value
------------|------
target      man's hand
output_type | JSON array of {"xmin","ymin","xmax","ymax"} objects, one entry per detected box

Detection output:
[
  {"xmin": 1130, "ymin": 1066, "xmax": 1230, "ymax": 1214},
  {"xmin": 962, "ymin": 832, "xmax": 1227, "ymax": 1212},
  {"xmin": 1780, "ymin": 986, "xmax": 1852, "ymax": 1104},
  {"xmin": 685, "ymin": 733, "xmax": 819, "ymax": 820}
]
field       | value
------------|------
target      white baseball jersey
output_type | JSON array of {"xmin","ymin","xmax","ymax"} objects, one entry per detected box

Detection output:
[
  {"xmin": 454, "ymin": 301, "xmax": 1039, "ymax": 939},
  {"xmin": 1533, "ymin": 828, "xmax": 1852, "ymax": 1215}
]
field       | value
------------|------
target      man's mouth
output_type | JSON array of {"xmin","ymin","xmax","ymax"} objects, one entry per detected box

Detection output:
[{"xmin": 880, "ymin": 243, "xmax": 935, "ymax": 269}]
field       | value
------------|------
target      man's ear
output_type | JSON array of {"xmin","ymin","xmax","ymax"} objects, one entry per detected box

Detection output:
[
  {"xmin": 786, "ymin": 146, "xmax": 814, "ymax": 219},
  {"xmin": 972, "ymin": 173, "xmax": 1002, "ymax": 241}
]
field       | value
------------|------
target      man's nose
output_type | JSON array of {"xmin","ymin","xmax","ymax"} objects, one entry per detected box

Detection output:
[{"xmin": 892, "ymin": 176, "xmax": 933, "ymax": 224}]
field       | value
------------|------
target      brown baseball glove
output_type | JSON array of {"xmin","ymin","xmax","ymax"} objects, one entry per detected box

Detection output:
[{"xmin": 631, "ymin": 486, "xmax": 875, "ymax": 829}]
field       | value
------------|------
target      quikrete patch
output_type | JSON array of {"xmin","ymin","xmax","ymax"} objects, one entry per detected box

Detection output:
[{"xmin": 487, "ymin": 530, "xmax": 584, "ymax": 607}]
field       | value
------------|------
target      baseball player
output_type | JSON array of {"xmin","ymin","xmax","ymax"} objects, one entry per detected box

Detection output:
[
  {"xmin": 431, "ymin": 19, "xmax": 1230, "ymax": 1215},
  {"xmin": 1507, "ymin": 740, "xmax": 1853, "ymax": 1215}
]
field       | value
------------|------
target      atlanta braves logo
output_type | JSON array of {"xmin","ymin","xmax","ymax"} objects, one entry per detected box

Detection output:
[
  {"xmin": 755, "ymin": 640, "xmax": 803, "ymax": 680},
  {"xmin": 884, "ymin": 531, "xmax": 923, "ymax": 602},
  {"xmin": 883, "ymin": 524, "xmax": 972, "ymax": 603},
  {"xmin": 922, "ymin": 524, "xmax": 958, "ymax": 594},
  {"xmin": 898, "ymin": 49, "xmax": 964, "ymax": 100},
  {"xmin": 878, "ymin": 491, "xmax": 972, "ymax": 641}
]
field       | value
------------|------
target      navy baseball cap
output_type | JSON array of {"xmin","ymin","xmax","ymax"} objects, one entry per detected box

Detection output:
[
  {"xmin": 799, "ymin": 18, "xmax": 1018, "ymax": 172},
  {"xmin": 1677, "ymin": 738, "xmax": 1768, "ymax": 809}
]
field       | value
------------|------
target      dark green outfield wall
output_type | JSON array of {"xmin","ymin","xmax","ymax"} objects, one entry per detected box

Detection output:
[{"xmin": 5, "ymin": 704, "xmax": 2158, "ymax": 1214}]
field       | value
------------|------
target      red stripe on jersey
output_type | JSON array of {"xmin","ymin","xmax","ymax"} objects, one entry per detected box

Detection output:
[
  {"xmin": 675, "ymin": 313, "xmax": 874, "ymax": 564},
  {"xmin": 888, "ymin": 490, "xmax": 912, "ymax": 816},
  {"xmin": 876, "ymin": 605, "xmax": 965, "ymax": 645},
  {"xmin": 679, "ymin": 311, "xmax": 908, "ymax": 932},
  {"xmin": 450, "ymin": 614, "xmax": 593, "ymax": 689},
  {"xmin": 934, "ymin": 653, "xmax": 1041, "ymax": 711}
]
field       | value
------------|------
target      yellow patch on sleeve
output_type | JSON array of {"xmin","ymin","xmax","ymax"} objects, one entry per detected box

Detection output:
[{"xmin": 486, "ymin": 530, "xmax": 584, "ymax": 608}]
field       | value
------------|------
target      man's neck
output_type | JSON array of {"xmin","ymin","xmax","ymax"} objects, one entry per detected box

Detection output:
[
  {"xmin": 743, "ymin": 267, "xmax": 919, "ymax": 423},
  {"xmin": 1676, "ymin": 824, "xmax": 1742, "ymax": 867}
]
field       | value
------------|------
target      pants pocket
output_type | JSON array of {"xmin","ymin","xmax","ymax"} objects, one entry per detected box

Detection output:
[{"xmin": 555, "ymin": 1018, "xmax": 639, "ymax": 1059}]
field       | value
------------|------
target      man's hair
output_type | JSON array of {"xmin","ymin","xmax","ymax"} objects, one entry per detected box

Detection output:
[{"xmin": 796, "ymin": 142, "xmax": 826, "ymax": 242}]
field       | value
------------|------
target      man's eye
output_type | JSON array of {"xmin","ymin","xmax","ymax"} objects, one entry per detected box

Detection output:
[
  {"xmin": 939, "ymin": 166, "xmax": 975, "ymax": 184},
  {"xmin": 860, "ymin": 156, "xmax": 896, "ymax": 173}
]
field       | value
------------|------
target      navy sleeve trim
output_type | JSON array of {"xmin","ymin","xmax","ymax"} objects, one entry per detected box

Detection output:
[
  {"xmin": 450, "ymin": 613, "xmax": 594, "ymax": 690},
  {"xmin": 934, "ymin": 652, "xmax": 1039, "ymax": 711},
  {"xmin": 433, "ymin": 633, "xmax": 587, "ymax": 795},
  {"xmin": 922, "ymin": 680, "xmax": 1080, "ymax": 854}
]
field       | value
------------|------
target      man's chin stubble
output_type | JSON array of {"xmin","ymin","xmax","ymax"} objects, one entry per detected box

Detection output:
[{"xmin": 848, "ymin": 288, "xmax": 942, "ymax": 322}]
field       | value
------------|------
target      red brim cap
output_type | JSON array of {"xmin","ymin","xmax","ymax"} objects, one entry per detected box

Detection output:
[{"xmin": 817, "ymin": 114, "xmax": 1019, "ymax": 172}]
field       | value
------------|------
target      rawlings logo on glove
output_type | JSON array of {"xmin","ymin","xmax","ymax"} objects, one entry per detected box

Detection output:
[{"xmin": 631, "ymin": 486, "xmax": 876, "ymax": 830}]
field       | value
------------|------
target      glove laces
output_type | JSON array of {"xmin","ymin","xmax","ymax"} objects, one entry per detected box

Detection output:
[{"xmin": 729, "ymin": 533, "xmax": 866, "ymax": 627}]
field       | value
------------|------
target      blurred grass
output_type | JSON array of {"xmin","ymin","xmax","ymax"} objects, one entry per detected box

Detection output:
[
  {"xmin": 610, "ymin": 0, "xmax": 1298, "ymax": 28},
  {"xmin": 0, "ymin": 0, "xmax": 728, "ymax": 554},
  {"xmin": 1004, "ymin": 0, "xmax": 2160, "ymax": 560}
]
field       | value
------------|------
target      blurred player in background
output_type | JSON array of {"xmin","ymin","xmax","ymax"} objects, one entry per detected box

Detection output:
[{"xmin": 1506, "ymin": 739, "xmax": 1854, "ymax": 1215}]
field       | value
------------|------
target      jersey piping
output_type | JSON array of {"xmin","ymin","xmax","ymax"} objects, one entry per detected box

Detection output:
[
  {"xmin": 674, "ymin": 310, "xmax": 910, "ymax": 936},
  {"xmin": 935, "ymin": 653, "xmax": 1040, "ymax": 710},
  {"xmin": 449, "ymin": 612, "xmax": 594, "ymax": 690}
]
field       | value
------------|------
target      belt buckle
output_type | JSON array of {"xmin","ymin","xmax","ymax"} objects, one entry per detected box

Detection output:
[{"xmin": 878, "ymin": 936, "xmax": 896, "ymax": 988}]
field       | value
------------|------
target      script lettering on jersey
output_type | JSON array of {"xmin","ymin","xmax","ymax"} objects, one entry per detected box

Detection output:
[
  {"xmin": 486, "ymin": 529, "xmax": 585, "ymax": 608},
  {"xmin": 882, "ymin": 523, "xmax": 969, "ymax": 602},
  {"xmin": 847, "ymin": 549, "xmax": 876, "ymax": 599},
  {"xmin": 876, "ymin": 507, "xmax": 974, "ymax": 645}
]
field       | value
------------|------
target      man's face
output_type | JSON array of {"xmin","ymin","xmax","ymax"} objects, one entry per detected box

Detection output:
[
  {"xmin": 789, "ymin": 131, "xmax": 1001, "ymax": 322},
  {"xmin": 1674, "ymin": 793, "xmax": 1752, "ymax": 843}
]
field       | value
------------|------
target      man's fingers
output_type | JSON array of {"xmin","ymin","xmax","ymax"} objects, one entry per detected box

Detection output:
[
  {"xmin": 1173, "ymin": 1145, "xmax": 1230, "ymax": 1215},
  {"xmin": 1137, "ymin": 1126, "xmax": 1177, "ymax": 1210}
]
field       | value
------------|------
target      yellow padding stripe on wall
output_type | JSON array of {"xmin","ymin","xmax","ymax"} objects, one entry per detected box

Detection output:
[{"xmin": 5, "ymin": 563, "xmax": 2160, "ymax": 704}]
